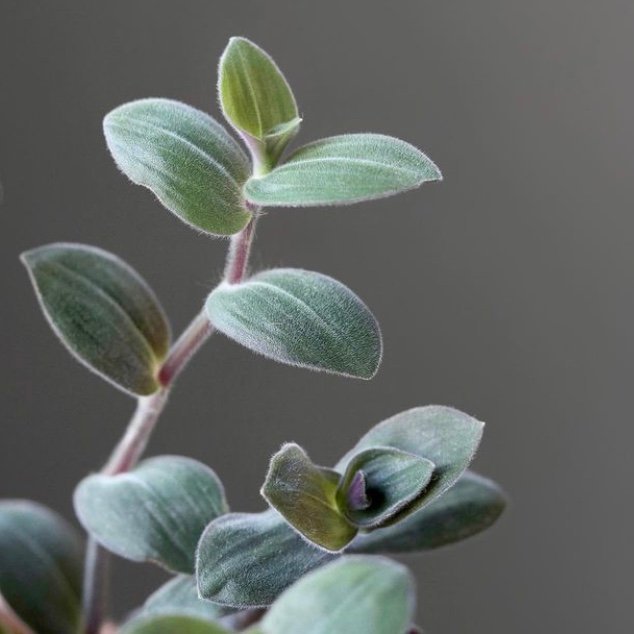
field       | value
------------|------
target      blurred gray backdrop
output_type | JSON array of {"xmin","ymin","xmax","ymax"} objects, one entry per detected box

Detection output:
[{"xmin": 1, "ymin": 1, "xmax": 633, "ymax": 631}]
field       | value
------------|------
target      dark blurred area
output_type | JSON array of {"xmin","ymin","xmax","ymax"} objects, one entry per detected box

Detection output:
[{"xmin": 1, "ymin": 1, "xmax": 632, "ymax": 631}]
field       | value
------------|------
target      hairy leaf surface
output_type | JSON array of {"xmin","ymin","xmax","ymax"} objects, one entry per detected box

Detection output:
[
  {"xmin": 104, "ymin": 99, "xmax": 252, "ymax": 235},
  {"xmin": 244, "ymin": 134, "xmax": 441, "ymax": 206},
  {"xmin": 219, "ymin": 37, "xmax": 299, "ymax": 165},
  {"xmin": 261, "ymin": 443, "xmax": 357, "ymax": 552},
  {"xmin": 22, "ymin": 243, "xmax": 170, "ymax": 396},
  {"xmin": 206, "ymin": 268, "xmax": 382, "ymax": 379},
  {"xmin": 260, "ymin": 556, "xmax": 415, "ymax": 634},
  {"xmin": 75, "ymin": 456, "xmax": 228, "ymax": 573},
  {"xmin": 196, "ymin": 511, "xmax": 335, "ymax": 607}
]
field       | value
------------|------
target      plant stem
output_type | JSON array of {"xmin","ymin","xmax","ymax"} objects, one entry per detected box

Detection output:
[{"xmin": 81, "ymin": 216, "xmax": 259, "ymax": 634}]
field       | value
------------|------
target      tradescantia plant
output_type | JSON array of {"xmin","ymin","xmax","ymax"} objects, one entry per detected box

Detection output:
[{"xmin": 0, "ymin": 37, "xmax": 505, "ymax": 634}]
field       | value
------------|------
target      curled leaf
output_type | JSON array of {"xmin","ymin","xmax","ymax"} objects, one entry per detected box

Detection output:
[
  {"xmin": 261, "ymin": 443, "xmax": 357, "ymax": 552},
  {"xmin": 337, "ymin": 447, "xmax": 435, "ymax": 529},
  {"xmin": 350, "ymin": 471, "xmax": 506, "ymax": 554},
  {"xmin": 337, "ymin": 406, "xmax": 484, "ymax": 522}
]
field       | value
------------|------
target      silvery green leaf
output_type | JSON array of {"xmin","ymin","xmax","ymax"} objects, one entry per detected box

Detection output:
[
  {"xmin": 74, "ymin": 456, "xmax": 228, "ymax": 574},
  {"xmin": 336, "ymin": 406, "xmax": 484, "ymax": 522},
  {"xmin": 142, "ymin": 576, "xmax": 235, "ymax": 621},
  {"xmin": 205, "ymin": 268, "xmax": 382, "ymax": 379},
  {"xmin": 260, "ymin": 556, "xmax": 415, "ymax": 634},
  {"xmin": 261, "ymin": 444, "xmax": 357, "ymax": 552},
  {"xmin": 350, "ymin": 471, "xmax": 506, "ymax": 554},
  {"xmin": 218, "ymin": 37, "xmax": 299, "ymax": 166},
  {"xmin": 337, "ymin": 447, "xmax": 435, "ymax": 529},
  {"xmin": 0, "ymin": 501, "xmax": 83, "ymax": 634},
  {"xmin": 104, "ymin": 98, "xmax": 252, "ymax": 236},
  {"xmin": 121, "ymin": 614, "xmax": 230, "ymax": 634},
  {"xmin": 244, "ymin": 133, "xmax": 441, "ymax": 207},
  {"xmin": 196, "ymin": 511, "xmax": 335, "ymax": 607},
  {"xmin": 22, "ymin": 243, "xmax": 170, "ymax": 396}
]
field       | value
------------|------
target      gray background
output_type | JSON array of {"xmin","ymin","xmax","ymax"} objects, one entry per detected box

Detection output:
[{"xmin": 1, "ymin": 1, "xmax": 632, "ymax": 631}]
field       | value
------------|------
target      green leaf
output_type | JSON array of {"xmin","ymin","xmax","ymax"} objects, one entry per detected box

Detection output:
[
  {"xmin": 104, "ymin": 98, "xmax": 252, "ymax": 236},
  {"xmin": 74, "ymin": 456, "xmax": 228, "ymax": 573},
  {"xmin": 350, "ymin": 471, "xmax": 506, "ymax": 554},
  {"xmin": 261, "ymin": 444, "xmax": 357, "ymax": 552},
  {"xmin": 260, "ymin": 556, "xmax": 415, "ymax": 634},
  {"xmin": 337, "ymin": 447, "xmax": 435, "ymax": 529},
  {"xmin": 22, "ymin": 243, "xmax": 170, "ymax": 396},
  {"xmin": 142, "ymin": 576, "xmax": 235, "ymax": 621},
  {"xmin": 0, "ymin": 500, "xmax": 83, "ymax": 634},
  {"xmin": 336, "ymin": 406, "xmax": 484, "ymax": 522},
  {"xmin": 244, "ymin": 133, "xmax": 441, "ymax": 207},
  {"xmin": 121, "ymin": 614, "xmax": 230, "ymax": 634},
  {"xmin": 196, "ymin": 511, "xmax": 335, "ymax": 607},
  {"xmin": 218, "ymin": 37, "xmax": 299, "ymax": 167},
  {"xmin": 205, "ymin": 268, "xmax": 382, "ymax": 379}
]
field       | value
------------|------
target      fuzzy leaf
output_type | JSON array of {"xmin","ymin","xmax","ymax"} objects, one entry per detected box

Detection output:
[
  {"xmin": 206, "ymin": 268, "xmax": 382, "ymax": 379},
  {"xmin": 336, "ymin": 406, "xmax": 484, "ymax": 522},
  {"xmin": 261, "ymin": 444, "xmax": 357, "ymax": 552},
  {"xmin": 121, "ymin": 614, "xmax": 230, "ymax": 634},
  {"xmin": 22, "ymin": 243, "xmax": 170, "ymax": 396},
  {"xmin": 350, "ymin": 471, "xmax": 506, "ymax": 554},
  {"xmin": 0, "ymin": 501, "xmax": 83, "ymax": 634},
  {"xmin": 104, "ymin": 98, "xmax": 252, "ymax": 236},
  {"xmin": 244, "ymin": 133, "xmax": 441, "ymax": 207},
  {"xmin": 219, "ymin": 37, "xmax": 299, "ymax": 165},
  {"xmin": 196, "ymin": 511, "xmax": 335, "ymax": 607},
  {"xmin": 337, "ymin": 447, "xmax": 435, "ymax": 529},
  {"xmin": 142, "ymin": 576, "xmax": 235, "ymax": 621},
  {"xmin": 260, "ymin": 556, "xmax": 415, "ymax": 634},
  {"xmin": 74, "ymin": 456, "xmax": 228, "ymax": 574}
]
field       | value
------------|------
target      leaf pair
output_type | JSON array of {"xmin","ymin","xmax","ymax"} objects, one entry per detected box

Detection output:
[
  {"xmin": 260, "ymin": 406, "xmax": 483, "ymax": 552},
  {"xmin": 123, "ymin": 557, "xmax": 414, "ymax": 634},
  {"xmin": 104, "ymin": 37, "xmax": 441, "ymax": 238},
  {"xmin": 22, "ymin": 245, "xmax": 382, "ymax": 398},
  {"xmin": 0, "ymin": 501, "xmax": 83, "ymax": 634}
]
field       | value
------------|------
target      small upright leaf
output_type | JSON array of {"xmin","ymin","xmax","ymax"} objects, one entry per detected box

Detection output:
[
  {"xmin": 74, "ymin": 456, "xmax": 228, "ymax": 573},
  {"xmin": 142, "ymin": 576, "xmax": 235, "ymax": 621},
  {"xmin": 104, "ymin": 98, "xmax": 252, "ymax": 236},
  {"xmin": 350, "ymin": 471, "xmax": 506, "ymax": 554},
  {"xmin": 336, "ymin": 406, "xmax": 484, "ymax": 521},
  {"xmin": 219, "ymin": 37, "xmax": 299, "ymax": 166},
  {"xmin": 22, "ymin": 243, "xmax": 170, "ymax": 396},
  {"xmin": 337, "ymin": 447, "xmax": 435, "ymax": 529},
  {"xmin": 244, "ymin": 133, "xmax": 441, "ymax": 207},
  {"xmin": 0, "ymin": 501, "xmax": 83, "ymax": 634},
  {"xmin": 260, "ymin": 556, "xmax": 415, "ymax": 634},
  {"xmin": 121, "ymin": 614, "xmax": 230, "ymax": 634},
  {"xmin": 196, "ymin": 511, "xmax": 335, "ymax": 607},
  {"xmin": 261, "ymin": 444, "xmax": 357, "ymax": 552},
  {"xmin": 206, "ymin": 268, "xmax": 382, "ymax": 379}
]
